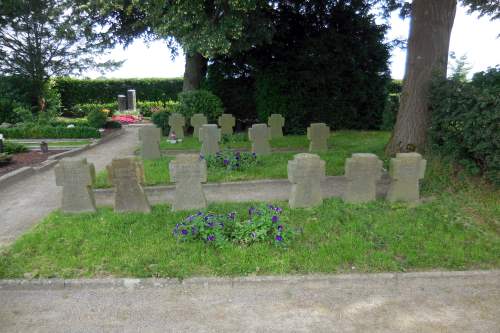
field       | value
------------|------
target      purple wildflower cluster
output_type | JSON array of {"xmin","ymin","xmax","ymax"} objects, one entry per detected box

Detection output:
[{"xmin": 203, "ymin": 150, "xmax": 258, "ymax": 171}]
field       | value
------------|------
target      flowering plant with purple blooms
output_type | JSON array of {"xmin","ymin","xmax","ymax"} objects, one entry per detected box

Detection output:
[
  {"xmin": 172, "ymin": 204, "xmax": 293, "ymax": 247},
  {"xmin": 204, "ymin": 149, "xmax": 258, "ymax": 171}
]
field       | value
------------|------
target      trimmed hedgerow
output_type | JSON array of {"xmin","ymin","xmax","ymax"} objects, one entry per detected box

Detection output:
[
  {"xmin": 429, "ymin": 67, "xmax": 500, "ymax": 186},
  {"xmin": 0, "ymin": 125, "xmax": 100, "ymax": 139},
  {"xmin": 177, "ymin": 90, "xmax": 224, "ymax": 123}
]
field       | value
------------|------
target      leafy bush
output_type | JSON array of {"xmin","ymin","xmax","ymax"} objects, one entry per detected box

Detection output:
[
  {"xmin": 12, "ymin": 106, "xmax": 34, "ymax": 123},
  {"xmin": 71, "ymin": 103, "xmax": 118, "ymax": 117},
  {"xmin": 172, "ymin": 204, "xmax": 292, "ymax": 248},
  {"xmin": 430, "ymin": 67, "xmax": 500, "ymax": 186},
  {"xmin": 54, "ymin": 77, "xmax": 183, "ymax": 113},
  {"xmin": 177, "ymin": 90, "xmax": 224, "ymax": 123},
  {"xmin": 4, "ymin": 141, "xmax": 28, "ymax": 154},
  {"xmin": 221, "ymin": 133, "xmax": 248, "ymax": 145},
  {"xmin": 137, "ymin": 101, "xmax": 164, "ymax": 117},
  {"xmin": 204, "ymin": 150, "xmax": 258, "ymax": 170},
  {"xmin": 151, "ymin": 111, "xmax": 170, "ymax": 135},
  {"xmin": 87, "ymin": 109, "xmax": 109, "ymax": 128},
  {"xmin": 0, "ymin": 125, "xmax": 100, "ymax": 139},
  {"xmin": 104, "ymin": 121, "xmax": 122, "ymax": 129}
]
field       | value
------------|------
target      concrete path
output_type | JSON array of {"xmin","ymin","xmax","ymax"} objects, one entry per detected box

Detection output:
[
  {"xmin": 1, "ymin": 270, "xmax": 499, "ymax": 332},
  {"xmin": 0, "ymin": 126, "xmax": 139, "ymax": 247}
]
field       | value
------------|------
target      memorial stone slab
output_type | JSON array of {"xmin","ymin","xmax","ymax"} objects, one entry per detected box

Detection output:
[
  {"xmin": 127, "ymin": 89, "xmax": 136, "ymax": 111},
  {"xmin": 107, "ymin": 157, "xmax": 151, "ymax": 213},
  {"xmin": 118, "ymin": 95, "xmax": 127, "ymax": 112},
  {"xmin": 288, "ymin": 153, "xmax": 325, "ymax": 208},
  {"xmin": 139, "ymin": 125, "xmax": 161, "ymax": 159},
  {"xmin": 169, "ymin": 154, "xmax": 207, "ymax": 211},
  {"xmin": 343, "ymin": 153, "xmax": 382, "ymax": 203},
  {"xmin": 218, "ymin": 114, "xmax": 235, "ymax": 135},
  {"xmin": 268, "ymin": 114, "xmax": 285, "ymax": 139},
  {"xmin": 190, "ymin": 114, "xmax": 208, "ymax": 138},
  {"xmin": 387, "ymin": 152, "xmax": 427, "ymax": 202},
  {"xmin": 168, "ymin": 113, "xmax": 186, "ymax": 139},
  {"xmin": 55, "ymin": 158, "xmax": 96, "ymax": 213},
  {"xmin": 248, "ymin": 123, "xmax": 271, "ymax": 156},
  {"xmin": 307, "ymin": 123, "xmax": 330, "ymax": 152},
  {"xmin": 199, "ymin": 124, "xmax": 221, "ymax": 156}
]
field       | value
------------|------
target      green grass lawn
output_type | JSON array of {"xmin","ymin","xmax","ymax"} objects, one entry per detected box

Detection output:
[
  {"xmin": 1, "ymin": 164, "xmax": 498, "ymax": 279},
  {"xmin": 96, "ymin": 131, "xmax": 389, "ymax": 188}
]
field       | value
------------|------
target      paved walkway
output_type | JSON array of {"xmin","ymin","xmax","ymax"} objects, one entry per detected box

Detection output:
[
  {"xmin": 0, "ymin": 126, "xmax": 139, "ymax": 247},
  {"xmin": 0, "ymin": 270, "xmax": 499, "ymax": 332}
]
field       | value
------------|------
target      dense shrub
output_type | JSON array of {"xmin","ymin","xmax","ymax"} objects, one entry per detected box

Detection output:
[
  {"xmin": 151, "ymin": 111, "xmax": 170, "ymax": 135},
  {"xmin": 4, "ymin": 141, "xmax": 28, "ymax": 154},
  {"xmin": 208, "ymin": 2, "xmax": 390, "ymax": 133},
  {"xmin": 54, "ymin": 77, "xmax": 183, "ymax": 112},
  {"xmin": 137, "ymin": 101, "xmax": 165, "ymax": 117},
  {"xmin": 71, "ymin": 103, "xmax": 118, "ymax": 117},
  {"xmin": 429, "ymin": 67, "xmax": 500, "ymax": 186},
  {"xmin": 177, "ymin": 90, "xmax": 224, "ymax": 123},
  {"xmin": 0, "ymin": 125, "xmax": 100, "ymax": 139},
  {"xmin": 104, "ymin": 121, "xmax": 122, "ymax": 129},
  {"xmin": 87, "ymin": 109, "xmax": 109, "ymax": 128}
]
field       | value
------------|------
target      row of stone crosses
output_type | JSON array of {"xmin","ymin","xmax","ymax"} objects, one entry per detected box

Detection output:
[
  {"xmin": 55, "ymin": 152, "xmax": 426, "ymax": 214},
  {"xmin": 140, "ymin": 112, "xmax": 330, "ymax": 159}
]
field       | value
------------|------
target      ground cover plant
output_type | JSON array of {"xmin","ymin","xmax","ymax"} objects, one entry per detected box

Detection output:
[
  {"xmin": 96, "ymin": 131, "xmax": 389, "ymax": 188},
  {"xmin": 1, "ymin": 158, "xmax": 498, "ymax": 278}
]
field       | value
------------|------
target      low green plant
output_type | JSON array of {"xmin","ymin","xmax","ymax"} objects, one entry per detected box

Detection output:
[
  {"xmin": 12, "ymin": 106, "xmax": 34, "ymax": 123},
  {"xmin": 137, "ymin": 101, "xmax": 165, "ymax": 117},
  {"xmin": 204, "ymin": 150, "xmax": 259, "ymax": 171},
  {"xmin": 0, "ymin": 124, "xmax": 100, "ymax": 139},
  {"xmin": 177, "ymin": 90, "xmax": 224, "ymax": 123},
  {"xmin": 173, "ymin": 204, "xmax": 292, "ymax": 248},
  {"xmin": 104, "ymin": 121, "xmax": 122, "ymax": 129},
  {"xmin": 87, "ymin": 109, "xmax": 108, "ymax": 128},
  {"xmin": 71, "ymin": 103, "xmax": 118, "ymax": 117},
  {"xmin": 4, "ymin": 141, "xmax": 28, "ymax": 154},
  {"xmin": 151, "ymin": 110, "xmax": 170, "ymax": 135}
]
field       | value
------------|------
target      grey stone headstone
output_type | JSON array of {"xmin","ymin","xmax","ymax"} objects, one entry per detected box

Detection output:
[
  {"xmin": 387, "ymin": 153, "xmax": 426, "ymax": 202},
  {"xmin": 169, "ymin": 154, "xmax": 207, "ymax": 211},
  {"xmin": 55, "ymin": 158, "xmax": 96, "ymax": 213},
  {"xmin": 107, "ymin": 157, "xmax": 151, "ymax": 213},
  {"xmin": 288, "ymin": 153, "xmax": 326, "ymax": 208},
  {"xmin": 268, "ymin": 114, "xmax": 285, "ymax": 139},
  {"xmin": 168, "ymin": 113, "xmax": 186, "ymax": 139},
  {"xmin": 118, "ymin": 95, "xmax": 127, "ymax": 112},
  {"xmin": 343, "ymin": 153, "xmax": 382, "ymax": 203},
  {"xmin": 199, "ymin": 124, "xmax": 221, "ymax": 157},
  {"xmin": 190, "ymin": 114, "xmax": 208, "ymax": 138},
  {"xmin": 248, "ymin": 123, "xmax": 271, "ymax": 156},
  {"xmin": 139, "ymin": 125, "xmax": 161, "ymax": 160},
  {"xmin": 218, "ymin": 114, "xmax": 235, "ymax": 135},
  {"xmin": 127, "ymin": 89, "xmax": 136, "ymax": 111},
  {"xmin": 307, "ymin": 123, "xmax": 330, "ymax": 152}
]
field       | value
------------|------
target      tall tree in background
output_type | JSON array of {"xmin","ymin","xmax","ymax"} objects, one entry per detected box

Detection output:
[
  {"xmin": 385, "ymin": 0, "xmax": 499, "ymax": 154},
  {"xmin": 0, "ymin": 0, "xmax": 120, "ymax": 112}
]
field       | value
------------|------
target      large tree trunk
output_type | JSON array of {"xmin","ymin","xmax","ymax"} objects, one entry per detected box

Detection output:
[
  {"xmin": 385, "ymin": 0, "xmax": 457, "ymax": 155},
  {"xmin": 182, "ymin": 51, "xmax": 208, "ymax": 91}
]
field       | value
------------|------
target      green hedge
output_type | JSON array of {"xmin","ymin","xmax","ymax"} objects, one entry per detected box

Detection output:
[
  {"xmin": 54, "ymin": 77, "xmax": 183, "ymax": 113},
  {"xmin": 0, "ymin": 125, "xmax": 100, "ymax": 139},
  {"xmin": 430, "ymin": 67, "xmax": 500, "ymax": 186}
]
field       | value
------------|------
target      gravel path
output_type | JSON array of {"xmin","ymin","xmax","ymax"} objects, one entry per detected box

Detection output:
[
  {"xmin": 0, "ymin": 126, "xmax": 139, "ymax": 247},
  {"xmin": 1, "ymin": 270, "xmax": 498, "ymax": 332}
]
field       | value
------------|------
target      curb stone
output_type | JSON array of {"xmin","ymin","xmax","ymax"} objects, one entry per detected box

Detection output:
[{"xmin": 0, "ymin": 270, "xmax": 498, "ymax": 291}]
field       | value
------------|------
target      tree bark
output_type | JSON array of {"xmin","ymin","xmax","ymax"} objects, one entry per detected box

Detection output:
[
  {"xmin": 182, "ymin": 51, "xmax": 208, "ymax": 91},
  {"xmin": 385, "ymin": 0, "xmax": 457, "ymax": 155}
]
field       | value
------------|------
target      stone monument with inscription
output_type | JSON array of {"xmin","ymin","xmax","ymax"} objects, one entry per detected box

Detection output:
[
  {"xmin": 218, "ymin": 114, "xmax": 235, "ymax": 136},
  {"xmin": 168, "ymin": 113, "xmax": 186, "ymax": 139},
  {"xmin": 248, "ymin": 123, "xmax": 271, "ymax": 156},
  {"xmin": 190, "ymin": 114, "xmax": 208, "ymax": 138},
  {"xmin": 387, "ymin": 153, "xmax": 427, "ymax": 202},
  {"xmin": 169, "ymin": 154, "xmax": 207, "ymax": 211},
  {"xmin": 139, "ymin": 125, "xmax": 161, "ymax": 159},
  {"xmin": 55, "ymin": 158, "xmax": 96, "ymax": 213},
  {"xmin": 307, "ymin": 123, "xmax": 330, "ymax": 152},
  {"xmin": 343, "ymin": 153, "xmax": 382, "ymax": 203},
  {"xmin": 268, "ymin": 114, "xmax": 285, "ymax": 139},
  {"xmin": 288, "ymin": 153, "xmax": 325, "ymax": 208},
  {"xmin": 199, "ymin": 124, "xmax": 221, "ymax": 156}
]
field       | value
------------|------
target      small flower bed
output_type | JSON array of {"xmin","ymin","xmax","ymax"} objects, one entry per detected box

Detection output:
[
  {"xmin": 173, "ymin": 204, "xmax": 293, "ymax": 247},
  {"xmin": 203, "ymin": 150, "xmax": 258, "ymax": 171},
  {"xmin": 111, "ymin": 114, "xmax": 142, "ymax": 124}
]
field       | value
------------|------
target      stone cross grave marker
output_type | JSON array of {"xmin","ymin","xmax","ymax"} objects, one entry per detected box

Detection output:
[
  {"xmin": 107, "ymin": 157, "xmax": 151, "ymax": 213},
  {"xmin": 387, "ymin": 152, "xmax": 427, "ymax": 202},
  {"xmin": 343, "ymin": 153, "xmax": 382, "ymax": 203},
  {"xmin": 248, "ymin": 123, "xmax": 271, "ymax": 156},
  {"xmin": 169, "ymin": 154, "xmax": 207, "ymax": 211},
  {"xmin": 199, "ymin": 124, "xmax": 221, "ymax": 156},
  {"xmin": 190, "ymin": 114, "xmax": 208, "ymax": 138},
  {"xmin": 268, "ymin": 114, "xmax": 285, "ymax": 139},
  {"xmin": 117, "ymin": 95, "xmax": 127, "ymax": 112},
  {"xmin": 218, "ymin": 114, "xmax": 235, "ymax": 135},
  {"xmin": 168, "ymin": 113, "xmax": 185, "ymax": 139},
  {"xmin": 127, "ymin": 89, "xmax": 136, "ymax": 111},
  {"xmin": 55, "ymin": 158, "xmax": 96, "ymax": 213},
  {"xmin": 139, "ymin": 125, "xmax": 161, "ymax": 160},
  {"xmin": 288, "ymin": 153, "xmax": 325, "ymax": 208},
  {"xmin": 307, "ymin": 123, "xmax": 330, "ymax": 152}
]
